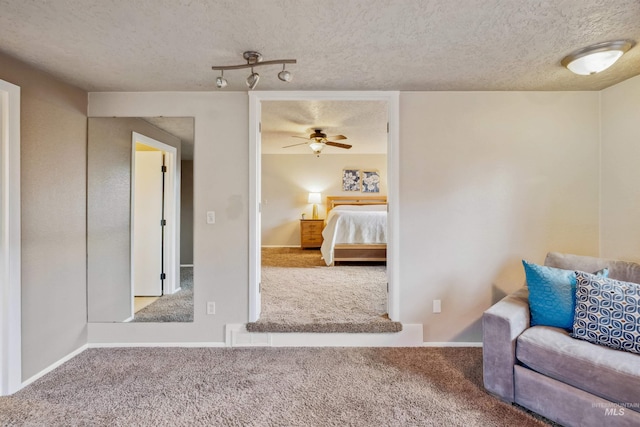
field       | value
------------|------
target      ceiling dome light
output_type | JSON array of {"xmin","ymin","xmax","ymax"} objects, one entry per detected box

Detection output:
[
  {"xmin": 309, "ymin": 141, "xmax": 324, "ymax": 154},
  {"xmin": 246, "ymin": 68, "xmax": 260, "ymax": 90},
  {"xmin": 561, "ymin": 40, "xmax": 635, "ymax": 75}
]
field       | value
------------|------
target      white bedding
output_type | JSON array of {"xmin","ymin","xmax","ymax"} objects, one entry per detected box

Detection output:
[{"xmin": 320, "ymin": 205, "xmax": 387, "ymax": 266}]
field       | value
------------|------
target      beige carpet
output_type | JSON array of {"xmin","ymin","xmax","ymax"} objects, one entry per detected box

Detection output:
[
  {"xmin": 0, "ymin": 347, "xmax": 552, "ymax": 426},
  {"xmin": 132, "ymin": 267, "xmax": 193, "ymax": 322},
  {"xmin": 247, "ymin": 248, "xmax": 401, "ymax": 333}
]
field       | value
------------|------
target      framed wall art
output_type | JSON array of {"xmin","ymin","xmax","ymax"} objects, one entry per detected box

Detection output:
[
  {"xmin": 342, "ymin": 169, "xmax": 361, "ymax": 191},
  {"xmin": 362, "ymin": 170, "xmax": 380, "ymax": 193}
]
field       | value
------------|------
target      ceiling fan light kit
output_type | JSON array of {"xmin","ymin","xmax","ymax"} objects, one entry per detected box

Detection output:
[
  {"xmin": 561, "ymin": 40, "xmax": 635, "ymax": 75},
  {"xmin": 283, "ymin": 129, "xmax": 352, "ymax": 156},
  {"xmin": 212, "ymin": 51, "xmax": 296, "ymax": 90}
]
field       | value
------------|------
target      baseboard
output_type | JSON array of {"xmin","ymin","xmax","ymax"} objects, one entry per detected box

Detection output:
[
  {"xmin": 21, "ymin": 344, "xmax": 89, "ymax": 389},
  {"xmin": 261, "ymin": 245, "xmax": 300, "ymax": 248},
  {"xmin": 88, "ymin": 342, "xmax": 227, "ymax": 348},
  {"xmin": 180, "ymin": 264, "xmax": 194, "ymax": 267},
  {"xmin": 422, "ymin": 342, "xmax": 483, "ymax": 347},
  {"xmin": 226, "ymin": 323, "xmax": 424, "ymax": 347}
]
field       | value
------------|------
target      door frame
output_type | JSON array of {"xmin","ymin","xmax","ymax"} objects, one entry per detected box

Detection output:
[
  {"xmin": 248, "ymin": 91, "xmax": 400, "ymax": 322},
  {"xmin": 0, "ymin": 79, "xmax": 21, "ymax": 395},
  {"xmin": 131, "ymin": 132, "xmax": 179, "ymax": 306}
]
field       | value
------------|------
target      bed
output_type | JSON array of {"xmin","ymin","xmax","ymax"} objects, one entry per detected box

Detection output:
[{"xmin": 320, "ymin": 196, "xmax": 387, "ymax": 266}]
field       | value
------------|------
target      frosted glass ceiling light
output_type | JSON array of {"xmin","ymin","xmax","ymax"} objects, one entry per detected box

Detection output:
[
  {"xmin": 211, "ymin": 51, "xmax": 296, "ymax": 90},
  {"xmin": 309, "ymin": 141, "xmax": 324, "ymax": 156},
  {"xmin": 561, "ymin": 40, "xmax": 635, "ymax": 75}
]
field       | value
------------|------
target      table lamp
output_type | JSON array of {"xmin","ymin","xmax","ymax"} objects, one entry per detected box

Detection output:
[{"xmin": 308, "ymin": 192, "xmax": 321, "ymax": 219}]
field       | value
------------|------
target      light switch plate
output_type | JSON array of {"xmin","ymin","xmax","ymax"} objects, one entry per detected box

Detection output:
[{"xmin": 206, "ymin": 211, "xmax": 215, "ymax": 224}]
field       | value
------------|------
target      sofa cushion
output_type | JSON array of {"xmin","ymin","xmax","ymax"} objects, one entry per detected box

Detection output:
[
  {"xmin": 545, "ymin": 252, "xmax": 640, "ymax": 284},
  {"xmin": 572, "ymin": 272, "xmax": 640, "ymax": 355},
  {"xmin": 522, "ymin": 260, "xmax": 607, "ymax": 330},
  {"xmin": 516, "ymin": 326, "xmax": 640, "ymax": 411}
]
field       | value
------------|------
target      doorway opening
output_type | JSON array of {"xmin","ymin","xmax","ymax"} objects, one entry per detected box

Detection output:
[
  {"xmin": 130, "ymin": 132, "xmax": 178, "ymax": 319},
  {"xmin": 248, "ymin": 92, "xmax": 399, "ymax": 332}
]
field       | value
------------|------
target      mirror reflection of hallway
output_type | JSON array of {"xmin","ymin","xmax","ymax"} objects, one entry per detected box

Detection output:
[{"xmin": 87, "ymin": 117, "xmax": 194, "ymax": 323}]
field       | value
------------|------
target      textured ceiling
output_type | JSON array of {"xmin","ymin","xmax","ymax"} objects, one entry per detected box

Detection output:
[
  {"xmin": 262, "ymin": 101, "xmax": 387, "ymax": 155},
  {"xmin": 0, "ymin": 0, "xmax": 639, "ymax": 92}
]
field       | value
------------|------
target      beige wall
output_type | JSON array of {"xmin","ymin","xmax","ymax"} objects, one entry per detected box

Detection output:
[
  {"xmin": 0, "ymin": 52, "xmax": 88, "ymax": 379},
  {"xmin": 600, "ymin": 75, "xmax": 640, "ymax": 263},
  {"xmin": 262, "ymin": 154, "xmax": 387, "ymax": 246},
  {"xmin": 87, "ymin": 92, "xmax": 248, "ymax": 343},
  {"xmin": 88, "ymin": 90, "xmax": 602, "ymax": 344},
  {"xmin": 400, "ymin": 91, "xmax": 601, "ymax": 341}
]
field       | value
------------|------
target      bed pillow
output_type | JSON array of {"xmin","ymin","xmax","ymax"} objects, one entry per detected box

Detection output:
[
  {"xmin": 522, "ymin": 261, "xmax": 608, "ymax": 330},
  {"xmin": 572, "ymin": 272, "xmax": 640, "ymax": 355}
]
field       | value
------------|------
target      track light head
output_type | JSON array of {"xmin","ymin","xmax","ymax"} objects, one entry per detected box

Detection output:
[
  {"xmin": 278, "ymin": 65, "xmax": 292, "ymax": 82},
  {"xmin": 246, "ymin": 69, "xmax": 260, "ymax": 90},
  {"xmin": 215, "ymin": 76, "xmax": 228, "ymax": 89}
]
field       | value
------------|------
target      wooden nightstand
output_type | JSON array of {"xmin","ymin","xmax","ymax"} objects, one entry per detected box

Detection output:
[{"xmin": 300, "ymin": 219, "xmax": 324, "ymax": 249}]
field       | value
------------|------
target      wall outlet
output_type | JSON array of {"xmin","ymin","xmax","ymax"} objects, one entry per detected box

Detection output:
[
  {"xmin": 207, "ymin": 301, "xmax": 216, "ymax": 315},
  {"xmin": 433, "ymin": 299, "xmax": 441, "ymax": 313},
  {"xmin": 206, "ymin": 211, "xmax": 216, "ymax": 224}
]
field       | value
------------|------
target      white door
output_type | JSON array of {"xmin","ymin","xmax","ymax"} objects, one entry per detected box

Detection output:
[{"xmin": 133, "ymin": 151, "xmax": 164, "ymax": 296}]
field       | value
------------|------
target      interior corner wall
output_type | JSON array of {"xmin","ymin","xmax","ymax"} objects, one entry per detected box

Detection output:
[
  {"xmin": 0, "ymin": 52, "xmax": 88, "ymax": 380},
  {"xmin": 399, "ymin": 91, "xmax": 601, "ymax": 342},
  {"xmin": 261, "ymin": 154, "xmax": 387, "ymax": 246},
  {"xmin": 600, "ymin": 75, "xmax": 640, "ymax": 263}
]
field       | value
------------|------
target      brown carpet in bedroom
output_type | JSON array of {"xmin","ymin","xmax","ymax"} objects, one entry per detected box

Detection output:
[
  {"xmin": 0, "ymin": 347, "xmax": 553, "ymax": 426},
  {"xmin": 246, "ymin": 248, "xmax": 401, "ymax": 333}
]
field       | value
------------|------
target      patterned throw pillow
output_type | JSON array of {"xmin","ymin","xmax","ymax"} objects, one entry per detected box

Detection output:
[
  {"xmin": 522, "ymin": 261, "xmax": 608, "ymax": 330},
  {"xmin": 572, "ymin": 272, "xmax": 640, "ymax": 355}
]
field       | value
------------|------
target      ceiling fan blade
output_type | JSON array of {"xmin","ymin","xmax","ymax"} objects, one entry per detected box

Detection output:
[
  {"xmin": 282, "ymin": 142, "xmax": 309, "ymax": 148},
  {"xmin": 292, "ymin": 135, "xmax": 310, "ymax": 140},
  {"xmin": 327, "ymin": 134, "xmax": 347, "ymax": 140},
  {"xmin": 325, "ymin": 141, "xmax": 352, "ymax": 149}
]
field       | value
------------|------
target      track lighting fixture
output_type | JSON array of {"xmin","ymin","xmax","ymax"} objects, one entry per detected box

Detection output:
[
  {"xmin": 212, "ymin": 51, "xmax": 296, "ymax": 90},
  {"xmin": 561, "ymin": 40, "xmax": 635, "ymax": 75}
]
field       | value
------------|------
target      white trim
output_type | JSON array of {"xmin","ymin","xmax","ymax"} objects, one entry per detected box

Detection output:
[
  {"xmin": 88, "ymin": 342, "xmax": 226, "ymax": 348},
  {"xmin": 0, "ymin": 79, "xmax": 21, "ymax": 396},
  {"xmin": 261, "ymin": 245, "xmax": 300, "ymax": 248},
  {"xmin": 180, "ymin": 264, "xmax": 194, "ymax": 267},
  {"xmin": 21, "ymin": 344, "xmax": 88, "ymax": 389},
  {"xmin": 248, "ymin": 91, "xmax": 401, "ymax": 322},
  {"xmin": 226, "ymin": 324, "xmax": 423, "ymax": 347},
  {"xmin": 422, "ymin": 342, "xmax": 483, "ymax": 347}
]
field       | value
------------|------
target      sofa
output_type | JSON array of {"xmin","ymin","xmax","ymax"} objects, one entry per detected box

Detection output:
[{"xmin": 483, "ymin": 252, "xmax": 640, "ymax": 427}]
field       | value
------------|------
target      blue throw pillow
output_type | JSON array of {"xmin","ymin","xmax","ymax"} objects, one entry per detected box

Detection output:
[
  {"xmin": 522, "ymin": 260, "xmax": 608, "ymax": 330},
  {"xmin": 572, "ymin": 272, "xmax": 640, "ymax": 355}
]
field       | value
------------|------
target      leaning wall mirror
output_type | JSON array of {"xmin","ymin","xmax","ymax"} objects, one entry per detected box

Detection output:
[{"xmin": 87, "ymin": 117, "xmax": 194, "ymax": 323}]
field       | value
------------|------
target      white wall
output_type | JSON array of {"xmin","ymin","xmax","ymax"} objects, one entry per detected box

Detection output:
[
  {"xmin": 400, "ymin": 91, "xmax": 601, "ymax": 342},
  {"xmin": 600, "ymin": 75, "xmax": 640, "ymax": 263},
  {"xmin": 88, "ymin": 90, "xmax": 602, "ymax": 344},
  {"xmin": 262, "ymin": 153, "xmax": 387, "ymax": 246},
  {"xmin": 88, "ymin": 92, "xmax": 248, "ymax": 343}
]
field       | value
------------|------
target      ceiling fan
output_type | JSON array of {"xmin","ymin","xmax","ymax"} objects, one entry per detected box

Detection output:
[{"xmin": 282, "ymin": 129, "xmax": 352, "ymax": 155}]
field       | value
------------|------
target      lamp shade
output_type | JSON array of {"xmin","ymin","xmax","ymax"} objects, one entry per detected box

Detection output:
[
  {"xmin": 309, "ymin": 142, "xmax": 324, "ymax": 152},
  {"xmin": 308, "ymin": 192, "xmax": 322, "ymax": 204}
]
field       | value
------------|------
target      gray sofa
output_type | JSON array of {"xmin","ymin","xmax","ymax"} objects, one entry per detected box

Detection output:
[{"xmin": 483, "ymin": 252, "xmax": 640, "ymax": 427}]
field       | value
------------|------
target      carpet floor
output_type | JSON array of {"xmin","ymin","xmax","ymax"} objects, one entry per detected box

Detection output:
[
  {"xmin": 132, "ymin": 267, "xmax": 193, "ymax": 322},
  {"xmin": 247, "ymin": 248, "xmax": 401, "ymax": 333},
  {"xmin": 0, "ymin": 347, "xmax": 551, "ymax": 427}
]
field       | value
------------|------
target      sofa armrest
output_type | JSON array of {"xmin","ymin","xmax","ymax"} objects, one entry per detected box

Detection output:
[{"xmin": 482, "ymin": 287, "xmax": 530, "ymax": 402}]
